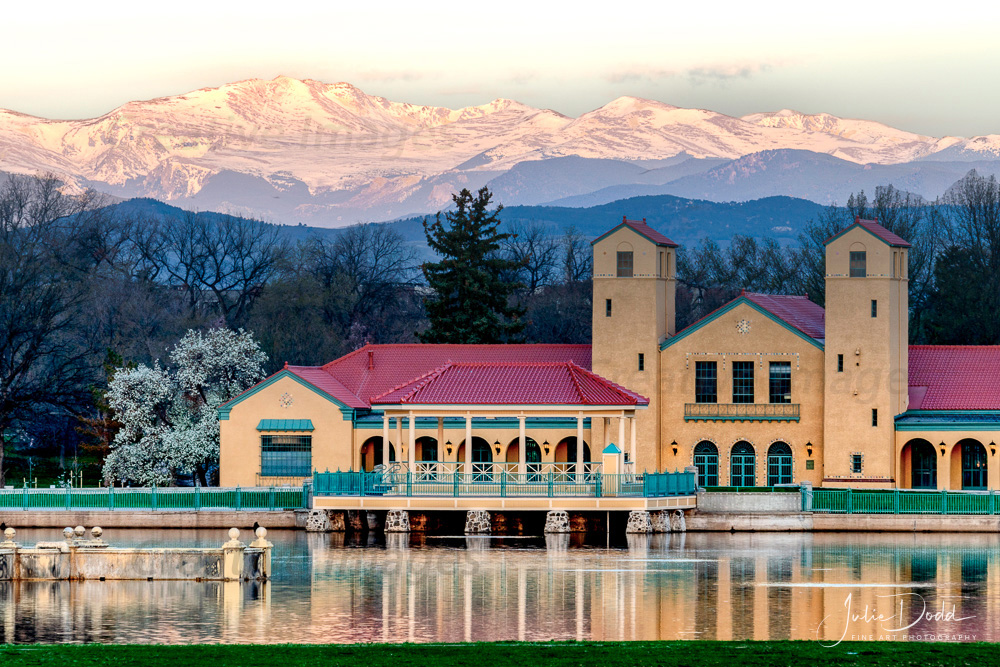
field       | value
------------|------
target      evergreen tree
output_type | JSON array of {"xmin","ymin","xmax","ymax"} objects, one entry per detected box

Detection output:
[
  {"xmin": 419, "ymin": 188, "xmax": 525, "ymax": 343},
  {"xmin": 924, "ymin": 246, "xmax": 1000, "ymax": 344}
]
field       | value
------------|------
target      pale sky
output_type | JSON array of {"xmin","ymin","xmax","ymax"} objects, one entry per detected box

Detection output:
[{"xmin": 4, "ymin": 1, "xmax": 1000, "ymax": 137}]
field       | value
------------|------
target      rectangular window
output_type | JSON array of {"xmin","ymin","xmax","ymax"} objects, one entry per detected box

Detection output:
[
  {"xmin": 261, "ymin": 434, "xmax": 312, "ymax": 477},
  {"xmin": 871, "ymin": 300, "xmax": 878, "ymax": 317},
  {"xmin": 851, "ymin": 454, "xmax": 863, "ymax": 474},
  {"xmin": 695, "ymin": 361, "xmax": 717, "ymax": 403},
  {"xmin": 892, "ymin": 251, "xmax": 897, "ymax": 278},
  {"xmin": 805, "ymin": 460, "xmax": 815, "ymax": 470},
  {"xmin": 617, "ymin": 251, "xmax": 634, "ymax": 278},
  {"xmin": 849, "ymin": 251, "xmax": 867, "ymax": 277},
  {"xmin": 732, "ymin": 361, "xmax": 754, "ymax": 404},
  {"xmin": 872, "ymin": 409, "xmax": 878, "ymax": 427},
  {"xmin": 837, "ymin": 354, "xmax": 844, "ymax": 372},
  {"xmin": 638, "ymin": 353, "xmax": 645, "ymax": 371},
  {"xmin": 769, "ymin": 362, "xmax": 791, "ymax": 404},
  {"xmin": 605, "ymin": 299, "xmax": 612, "ymax": 317}
]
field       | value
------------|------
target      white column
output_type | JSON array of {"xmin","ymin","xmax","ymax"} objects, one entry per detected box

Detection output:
[
  {"xmin": 518, "ymin": 415, "xmax": 527, "ymax": 476},
  {"xmin": 603, "ymin": 418, "xmax": 610, "ymax": 449},
  {"xmin": 576, "ymin": 413, "xmax": 584, "ymax": 480},
  {"xmin": 619, "ymin": 412, "xmax": 626, "ymax": 468},
  {"xmin": 382, "ymin": 413, "xmax": 390, "ymax": 468},
  {"xmin": 396, "ymin": 418, "xmax": 403, "ymax": 468},
  {"xmin": 465, "ymin": 413, "xmax": 473, "ymax": 475},
  {"xmin": 630, "ymin": 416, "xmax": 637, "ymax": 470},
  {"xmin": 408, "ymin": 411, "xmax": 416, "ymax": 472}
]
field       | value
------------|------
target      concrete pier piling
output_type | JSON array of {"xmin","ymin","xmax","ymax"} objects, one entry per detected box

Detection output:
[
  {"xmin": 543, "ymin": 510, "xmax": 570, "ymax": 534},
  {"xmin": 385, "ymin": 510, "xmax": 410, "ymax": 533},
  {"xmin": 464, "ymin": 510, "xmax": 491, "ymax": 534},
  {"xmin": 625, "ymin": 510, "xmax": 652, "ymax": 534}
]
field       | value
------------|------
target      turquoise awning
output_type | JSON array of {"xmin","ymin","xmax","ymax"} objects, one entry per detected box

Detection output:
[{"xmin": 256, "ymin": 419, "xmax": 314, "ymax": 432}]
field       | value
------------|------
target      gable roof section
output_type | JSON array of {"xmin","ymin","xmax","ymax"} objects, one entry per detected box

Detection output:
[
  {"xmin": 217, "ymin": 367, "xmax": 359, "ymax": 419},
  {"xmin": 591, "ymin": 216, "xmax": 678, "ymax": 248},
  {"xmin": 825, "ymin": 217, "xmax": 912, "ymax": 248},
  {"xmin": 322, "ymin": 344, "xmax": 592, "ymax": 406},
  {"xmin": 661, "ymin": 292, "xmax": 825, "ymax": 350},
  {"xmin": 908, "ymin": 346, "xmax": 1000, "ymax": 410},
  {"xmin": 370, "ymin": 361, "xmax": 648, "ymax": 407}
]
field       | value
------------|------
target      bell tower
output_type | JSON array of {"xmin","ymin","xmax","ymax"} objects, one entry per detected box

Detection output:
[
  {"xmin": 822, "ymin": 217, "xmax": 910, "ymax": 488},
  {"xmin": 591, "ymin": 217, "xmax": 677, "ymax": 471}
]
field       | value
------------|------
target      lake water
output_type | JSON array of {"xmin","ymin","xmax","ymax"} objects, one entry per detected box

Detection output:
[{"xmin": 1, "ymin": 528, "xmax": 996, "ymax": 644}]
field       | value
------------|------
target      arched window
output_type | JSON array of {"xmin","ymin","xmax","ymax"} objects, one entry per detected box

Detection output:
[
  {"xmin": 694, "ymin": 441, "xmax": 719, "ymax": 487},
  {"xmin": 767, "ymin": 442, "xmax": 793, "ymax": 486},
  {"xmin": 730, "ymin": 442, "xmax": 756, "ymax": 487}
]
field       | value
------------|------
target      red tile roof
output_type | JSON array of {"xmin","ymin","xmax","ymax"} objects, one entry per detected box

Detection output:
[
  {"xmin": 311, "ymin": 344, "xmax": 593, "ymax": 407},
  {"xmin": 621, "ymin": 217, "xmax": 679, "ymax": 247},
  {"xmin": 592, "ymin": 216, "xmax": 678, "ymax": 247},
  {"xmin": 909, "ymin": 346, "xmax": 1000, "ymax": 410},
  {"xmin": 370, "ymin": 361, "xmax": 648, "ymax": 407},
  {"xmin": 744, "ymin": 292, "xmax": 826, "ymax": 340},
  {"xmin": 825, "ymin": 217, "xmax": 911, "ymax": 248}
]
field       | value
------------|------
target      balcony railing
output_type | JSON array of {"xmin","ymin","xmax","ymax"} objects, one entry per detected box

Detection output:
[{"xmin": 684, "ymin": 403, "xmax": 800, "ymax": 421}]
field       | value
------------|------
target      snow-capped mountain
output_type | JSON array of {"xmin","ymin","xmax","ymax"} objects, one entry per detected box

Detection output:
[{"xmin": 0, "ymin": 76, "xmax": 998, "ymax": 224}]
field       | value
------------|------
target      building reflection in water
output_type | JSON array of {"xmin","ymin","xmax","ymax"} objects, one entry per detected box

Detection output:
[{"xmin": 0, "ymin": 529, "xmax": 996, "ymax": 643}]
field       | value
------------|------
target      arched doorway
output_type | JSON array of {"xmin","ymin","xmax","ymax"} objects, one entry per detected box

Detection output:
[
  {"xmin": 694, "ymin": 441, "xmax": 719, "ymax": 487},
  {"xmin": 360, "ymin": 437, "xmax": 395, "ymax": 472},
  {"xmin": 959, "ymin": 439, "xmax": 988, "ymax": 490},
  {"xmin": 767, "ymin": 442, "xmax": 793, "ymax": 486},
  {"xmin": 905, "ymin": 439, "xmax": 937, "ymax": 489},
  {"xmin": 556, "ymin": 437, "xmax": 592, "ymax": 479},
  {"xmin": 506, "ymin": 438, "xmax": 543, "ymax": 480},
  {"xmin": 457, "ymin": 437, "xmax": 493, "ymax": 480},
  {"xmin": 730, "ymin": 442, "xmax": 756, "ymax": 487}
]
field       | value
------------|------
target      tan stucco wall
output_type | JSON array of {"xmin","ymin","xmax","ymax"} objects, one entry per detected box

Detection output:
[
  {"xmin": 659, "ymin": 301, "xmax": 825, "ymax": 486},
  {"xmin": 219, "ymin": 375, "xmax": 354, "ymax": 487},
  {"xmin": 823, "ymin": 227, "xmax": 908, "ymax": 487},
  {"xmin": 592, "ymin": 225, "xmax": 675, "ymax": 471}
]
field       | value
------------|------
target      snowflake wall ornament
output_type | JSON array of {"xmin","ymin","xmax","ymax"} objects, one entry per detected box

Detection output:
[
  {"xmin": 279, "ymin": 392, "xmax": 293, "ymax": 409},
  {"xmin": 736, "ymin": 318, "xmax": 751, "ymax": 335}
]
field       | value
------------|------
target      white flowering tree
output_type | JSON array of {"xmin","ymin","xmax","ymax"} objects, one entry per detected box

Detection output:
[{"xmin": 104, "ymin": 328, "xmax": 267, "ymax": 486}]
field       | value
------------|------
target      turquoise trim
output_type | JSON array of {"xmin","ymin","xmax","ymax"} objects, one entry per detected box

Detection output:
[
  {"xmin": 660, "ymin": 297, "xmax": 824, "ymax": 351},
  {"xmin": 590, "ymin": 221, "xmax": 676, "ymax": 248},
  {"xmin": 895, "ymin": 410, "xmax": 1000, "ymax": 432},
  {"xmin": 217, "ymin": 369, "xmax": 354, "ymax": 421},
  {"xmin": 257, "ymin": 419, "xmax": 314, "ymax": 431},
  {"xmin": 353, "ymin": 416, "xmax": 594, "ymax": 430},
  {"xmin": 603, "ymin": 443, "xmax": 622, "ymax": 454},
  {"xmin": 824, "ymin": 222, "xmax": 909, "ymax": 248}
]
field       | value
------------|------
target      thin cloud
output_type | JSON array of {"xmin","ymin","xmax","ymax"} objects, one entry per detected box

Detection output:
[
  {"xmin": 356, "ymin": 70, "xmax": 426, "ymax": 83},
  {"xmin": 606, "ymin": 61, "xmax": 775, "ymax": 85}
]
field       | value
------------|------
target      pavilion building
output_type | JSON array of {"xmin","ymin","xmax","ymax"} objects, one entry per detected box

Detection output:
[{"xmin": 219, "ymin": 216, "xmax": 1000, "ymax": 490}]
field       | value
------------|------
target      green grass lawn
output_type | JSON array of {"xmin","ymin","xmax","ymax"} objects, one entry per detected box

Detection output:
[{"xmin": 0, "ymin": 641, "xmax": 989, "ymax": 666}]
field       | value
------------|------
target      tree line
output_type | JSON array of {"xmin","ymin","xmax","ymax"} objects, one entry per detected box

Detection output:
[{"xmin": 1, "ymin": 174, "xmax": 998, "ymax": 485}]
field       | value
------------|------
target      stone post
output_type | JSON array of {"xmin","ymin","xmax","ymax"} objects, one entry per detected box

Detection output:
[
  {"xmin": 222, "ymin": 528, "xmax": 246, "ymax": 581},
  {"xmin": 651, "ymin": 510, "xmax": 672, "ymax": 533},
  {"xmin": 800, "ymin": 480, "xmax": 813, "ymax": 512},
  {"xmin": 543, "ymin": 510, "xmax": 570, "ymax": 533},
  {"xmin": 249, "ymin": 527, "xmax": 273, "ymax": 579},
  {"xmin": 602, "ymin": 443, "xmax": 623, "ymax": 497},
  {"xmin": 626, "ymin": 510, "xmax": 652, "ymax": 533},
  {"xmin": 669, "ymin": 510, "xmax": 687, "ymax": 533},
  {"xmin": 385, "ymin": 509, "xmax": 411, "ymax": 533},
  {"xmin": 464, "ymin": 509, "xmax": 491, "ymax": 534},
  {"xmin": 0, "ymin": 527, "xmax": 16, "ymax": 549},
  {"xmin": 305, "ymin": 509, "xmax": 333, "ymax": 532}
]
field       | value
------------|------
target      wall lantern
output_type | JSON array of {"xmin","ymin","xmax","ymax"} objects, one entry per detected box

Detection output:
[
  {"xmin": 445, "ymin": 440, "xmax": 453, "ymax": 456},
  {"xmin": 671, "ymin": 440, "xmax": 678, "ymax": 456},
  {"xmin": 991, "ymin": 442, "xmax": 997, "ymax": 457},
  {"xmin": 806, "ymin": 442, "xmax": 813, "ymax": 458},
  {"xmin": 494, "ymin": 440, "xmax": 502, "ymax": 455},
  {"xmin": 939, "ymin": 442, "xmax": 947, "ymax": 457},
  {"xmin": 542, "ymin": 440, "xmax": 550, "ymax": 456}
]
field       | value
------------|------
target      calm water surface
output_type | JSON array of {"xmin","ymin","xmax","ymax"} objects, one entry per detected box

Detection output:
[{"xmin": 1, "ymin": 528, "xmax": 997, "ymax": 643}]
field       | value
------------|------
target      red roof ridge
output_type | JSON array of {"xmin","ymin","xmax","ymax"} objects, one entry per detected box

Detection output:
[
  {"xmin": 565, "ymin": 361, "xmax": 589, "ymax": 405},
  {"xmin": 370, "ymin": 361, "xmax": 454, "ymax": 404}
]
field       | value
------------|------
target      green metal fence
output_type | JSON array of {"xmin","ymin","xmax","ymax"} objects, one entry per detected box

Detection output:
[
  {"xmin": 812, "ymin": 487, "xmax": 1000, "ymax": 515},
  {"xmin": 0, "ymin": 485, "xmax": 309, "ymax": 511},
  {"xmin": 313, "ymin": 470, "xmax": 696, "ymax": 498}
]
